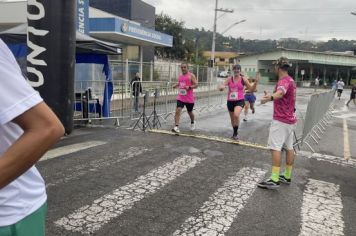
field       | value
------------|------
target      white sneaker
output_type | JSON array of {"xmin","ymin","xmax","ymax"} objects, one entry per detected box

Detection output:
[
  {"xmin": 190, "ymin": 121, "xmax": 196, "ymax": 131},
  {"xmin": 172, "ymin": 126, "xmax": 180, "ymax": 133}
]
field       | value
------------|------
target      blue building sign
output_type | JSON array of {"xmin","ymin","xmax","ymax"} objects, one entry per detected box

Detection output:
[
  {"xmin": 90, "ymin": 18, "xmax": 173, "ymax": 47},
  {"xmin": 76, "ymin": 0, "xmax": 89, "ymax": 34}
]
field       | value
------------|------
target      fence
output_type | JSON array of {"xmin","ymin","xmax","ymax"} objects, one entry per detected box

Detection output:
[
  {"xmin": 73, "ymin": 80, "xmax": 226, "ymax": 127},
  {"xmin": 298, "ymin": 90, "xmax": 335, "ymax": 152},
  {"xmin": 110, "ymin": 60, "xmax": 218, "ymax": 84}
]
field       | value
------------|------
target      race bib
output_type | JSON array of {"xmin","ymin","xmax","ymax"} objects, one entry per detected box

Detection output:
[
  {"xmin": 179, "ymin": 89, "xmax": 187, "ymax": 96},
  {"xmin": 229, "ymin": 92, "xmax": 238, "ymax": 100}
]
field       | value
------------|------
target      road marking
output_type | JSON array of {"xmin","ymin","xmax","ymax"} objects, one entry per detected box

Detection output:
[
  {"xmin": 343, "ymin": 119, "xmax": 351, "ymax": 160},
  {"xmin": 334, "ymin": 113, "xmax": 356, "ymax": 119},
  {"xmin": 149, "ymin": 129, "xmax": 269, "ymax": 150},
  {"xmin": 300, "ymin": 179, "xmax": 344, "ymax": 236},
  {"xmin": 46, "ymin": 147, "xmax": 152, "ymax": 188},
  {"xmin": 173, "ymin": 167, "xmax": 266, "ymax": 236},
  {"xmin": 54, "ymin": 155, "xmax": 205, "ymax": 234},
  {"xmin": 298, "ymin": 150, "xmax": 356, "ymax": 168},
  {"xmin": 41, "ymin": 141, "xmax": 107, "ymax": 161}
]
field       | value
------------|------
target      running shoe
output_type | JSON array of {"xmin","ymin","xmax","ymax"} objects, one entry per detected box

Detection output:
[
  {"xmin": 190, "ymin": 121, "xmax": 196, "ymax": 131},
  {"xmin": 257, "ymin": 179, "xmax": 280, "ymax": 189},
  {"xmin": 171, "ymin": 126, "xmax": 180, "ymax": 133},
  {"xmin": 279, "ymin": 175, "xmax": 291, "ymax": 185},
  {"xmin": 231, "ymin": 134, "xmax": 239, "ymax": 140}
]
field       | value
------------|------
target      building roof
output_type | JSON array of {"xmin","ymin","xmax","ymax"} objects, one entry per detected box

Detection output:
[
  {"xmin": 239, "ymin": 48, "xmax": 356, "ymax": 67},
  {"xmin": 203, "ymin": 51, "xmax": 239, "ymax": 59}
]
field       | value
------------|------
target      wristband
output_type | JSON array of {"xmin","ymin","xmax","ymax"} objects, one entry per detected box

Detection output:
[{"xmin": 271, "ymin": 95, "xmax": 274, "ymax": 101}]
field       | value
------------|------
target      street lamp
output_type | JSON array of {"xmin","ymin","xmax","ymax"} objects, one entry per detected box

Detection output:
[{"xmin": 220, "ymin": 19, "xmax": 246, "ymax": 35}]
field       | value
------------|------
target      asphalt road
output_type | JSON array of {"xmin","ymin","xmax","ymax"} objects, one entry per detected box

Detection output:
[{"xmin": 38, "ymin": 86, "xmax": 356, "ymax": 236}]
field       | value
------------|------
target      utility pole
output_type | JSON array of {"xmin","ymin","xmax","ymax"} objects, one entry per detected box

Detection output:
[{"xmin": 209, "ymin": 0, "xmax": 233, "ymax": 82}]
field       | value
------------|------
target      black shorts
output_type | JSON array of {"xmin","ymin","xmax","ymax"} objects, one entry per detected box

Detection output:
[
  {"xmin": 227, "ymin": 100, "xmax": 245, "ymax": 112},
  {"xmin": 351, "ymin": 93, "xmax": 355, "ymax": 99},
  {"xmin": 177, "ymin": 100, "xmax": 194, "ymax": 112},
  {"xmin": 337, "ymin": 89, "xmax": 343, "ymax": 94}
]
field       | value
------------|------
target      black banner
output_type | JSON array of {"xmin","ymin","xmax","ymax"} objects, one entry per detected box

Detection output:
[{"xmin": 27, "ymin": 0, "xmax": 76, "ymax": 134}]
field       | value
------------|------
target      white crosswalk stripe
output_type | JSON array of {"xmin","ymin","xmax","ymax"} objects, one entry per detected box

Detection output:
[
  {"xmin": 54, "ymin": 155, "xmax": 205, "ymax": 234},
  {"xmin": 41, "ymin": 141, "xmax": 107, "ymax": 161},
  {"xmin": 300, "ymin": 179, "xmax": 344, "ymax": 236},
  {"xmin": 46, "ymin": 147, "xmax": 152, "ymax": 188},
  {"xmin": 298, "ymin": 150, "xmax": 356, "ymax": 168},
  {"xmin": 173, "ymin": 167, "xmax": 266, "ymax": 236}
]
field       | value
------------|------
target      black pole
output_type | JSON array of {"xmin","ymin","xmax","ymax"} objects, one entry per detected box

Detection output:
[{"xmin": 27, "ymin": 1, "xmax": 76, "ymax": 134}]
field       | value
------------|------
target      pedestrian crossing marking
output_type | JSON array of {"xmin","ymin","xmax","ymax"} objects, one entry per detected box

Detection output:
[
  {"xmin": 173, "ymin": 167, "xmax": 265, "ymax": 236},
  {"xmin": 46, "ymin": 147, "xmax": 152, "ymax": 188},
  {"xmin": 298, "ymin": 150, "xmax": 356, "ymax": 168},
  {"xmin": 41, "ymin": 141, "xmax": 107, "ymax": 161},
  {"xmin": 54, "ymin": 155, "xmax": 205, "ymax": 234},
  {"xmin": 149, "ymin": 129, "xmax": 269, "ymax": 150},
  {"xmin": 300, "ymin": 179, "xmax": 344, "ymax": 236}
]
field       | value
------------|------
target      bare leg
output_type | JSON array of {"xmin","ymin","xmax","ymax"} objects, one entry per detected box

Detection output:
[
  {"xmin": 286, "ymin": 149, "xmax": 295, "ymax": 166},
  {"xmin": 174, "ymin": 107, "xmax": 182, "ymax": 126},
  {"xmin": 271, "ymin": 150, "xmax": 282, "ymax": 167},
  {"xmin": 244, "ymin": 101, "xmax": 249, "ymax": 116},
  {"xmin": 232, "ymin": 106, "xmax": 243, "ymax": 129},
  {"xmin": 250, "ymin": 102, "xmax": 255, "ymax": 114},
  {"xmin": 187, "ymin": 111, "xmax": 195, "ymax": 123}
]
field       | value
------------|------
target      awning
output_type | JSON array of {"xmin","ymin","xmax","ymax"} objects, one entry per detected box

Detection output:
[{"xmin": 0, "ymin": 23, "xmax": 122, "ymax": 55}]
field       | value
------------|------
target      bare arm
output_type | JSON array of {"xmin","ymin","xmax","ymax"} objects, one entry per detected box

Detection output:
[
  {"xmin": 186, "ymin": 73, "xmax": 198, "ymax": 89},
  {"xmin": 218, "ymin": 77, "xmax": 230, "ymax": 91},
  {"xmin": 243, "ymin": 73, "xmax": 260, "ymax": 92},
  {"xmin": 260, "ymin": 89, "xmax": 284, "ymax": 104},
  {"xmin": 0, "ymin": 102, "xmax": 64, "ymax": 189}
]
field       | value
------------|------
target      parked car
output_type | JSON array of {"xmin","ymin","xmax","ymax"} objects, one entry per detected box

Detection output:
[{"xmin": 218, "ymin": 71, "xmax": 230, "ymax": 78}]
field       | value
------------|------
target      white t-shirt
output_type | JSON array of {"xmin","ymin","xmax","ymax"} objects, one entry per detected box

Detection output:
[
  {"xmin": 0, "ymin": 39, "xmax": 47, "ymax": 226},
  {"xmin": 337, "ymin": 81, "xmax": 345, "ymax": 90}
]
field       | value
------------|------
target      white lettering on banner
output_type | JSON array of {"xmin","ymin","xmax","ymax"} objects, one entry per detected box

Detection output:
[
  {"xmin": 127, "ymin": 25, "xmax": 162, "ymax": 41},
  {"xmin": 27, "ymin": 0, "xmax": 45, "ymax": 20},
  {"xmin": 27, "ymin": 67, "xmax": 44, "ymax": 87},
  {"xmin": 26, "ymin": 1, "xmax": 48, "ymax": 88},
  {"xmin": 78, "ymin": 7, "xmax": 85, "ymax": 34}
]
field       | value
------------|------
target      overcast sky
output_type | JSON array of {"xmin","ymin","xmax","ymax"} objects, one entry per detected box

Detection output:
[{"xmin": 144, "ymin": 0, "xmax": 356, "ymax": 42}]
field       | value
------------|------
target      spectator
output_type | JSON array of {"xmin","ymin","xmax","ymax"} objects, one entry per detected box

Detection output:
[
  {"xmin": 0, "ymin": 39, "xmax": 64, "ymax": 235},
  {"xmin": 130, "ymin": 72, "xmax": 142, "ymax": 112},
  {"xmin": 257, "ymin": 57, "xmax": 297, "ymax": 190}
]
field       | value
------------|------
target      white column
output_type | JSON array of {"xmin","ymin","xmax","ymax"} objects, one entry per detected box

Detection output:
[
  {"xmin": 150, "ymin": 60, "xmax": 153, "ymax": 82},
  {"xmin": 139, "ymin": 46, "xmax": 143, "ymax": 79},
  {"xmin": 125, "ymin": 58, "xmax": 129, "ymax": 95}
]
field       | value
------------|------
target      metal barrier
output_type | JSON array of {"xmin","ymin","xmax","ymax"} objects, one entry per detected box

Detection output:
[
  {"xmin": 73, "ymin": 80, "xmax": 226, "ymax": 127},
  {"xmin": 298, "ymin": 90, "xmax": 335, "ymax": 152}
]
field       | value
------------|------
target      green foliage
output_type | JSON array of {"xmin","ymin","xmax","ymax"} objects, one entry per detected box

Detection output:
[{"xmin": 155, "ymin": 14, "xmax": 356, "ymax": 60}]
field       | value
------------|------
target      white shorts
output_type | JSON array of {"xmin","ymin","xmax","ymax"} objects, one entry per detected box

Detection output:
[{"xmin": 267, "ymin": 120, "xmax": 296, "ymax": 151}]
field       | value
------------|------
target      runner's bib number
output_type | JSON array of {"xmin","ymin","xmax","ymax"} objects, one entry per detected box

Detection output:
[
  {"xmin": 229, "ymin": 92, "xmax": 238, "ymax": 100},
  {"xmin": 179, "ymin": 89, "xmax": 187, "ymax": 96}
]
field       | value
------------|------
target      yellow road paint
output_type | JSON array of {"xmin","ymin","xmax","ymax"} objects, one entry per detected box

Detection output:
[
  {"xmin": 149, "ymin": 129, "xmax": 269, "ymax": 150},
  {"xmin": 343, "ymin": 118, "xmax": 351, "ymax": 160}
]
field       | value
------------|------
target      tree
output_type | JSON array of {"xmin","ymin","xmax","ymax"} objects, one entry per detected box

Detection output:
[{"xmin": 155, "ymin": 13, "xmax": 185, "ymax": 59}]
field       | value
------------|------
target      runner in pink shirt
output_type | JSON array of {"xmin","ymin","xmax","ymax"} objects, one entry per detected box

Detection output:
[
  {"xmin": 218, "ymin": 64, "xmax": 260, "ymax": 140},
  {"xmin": 258, "ymin": 57, "xmax": 297, "ymax": 190},
  {"xmin": 171, "ymin": 63, "xmax": 198, "ymax": 133}
]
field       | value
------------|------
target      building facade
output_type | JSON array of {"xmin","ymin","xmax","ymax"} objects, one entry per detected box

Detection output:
[{"xmin": 239, "ymin": 48, "xmax": 356, "ymax": 85}]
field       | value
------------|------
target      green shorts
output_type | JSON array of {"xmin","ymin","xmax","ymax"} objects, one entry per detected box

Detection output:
[{"xmin": 0, "ymin": 202, "xmax": 47, "ymax": 236}]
